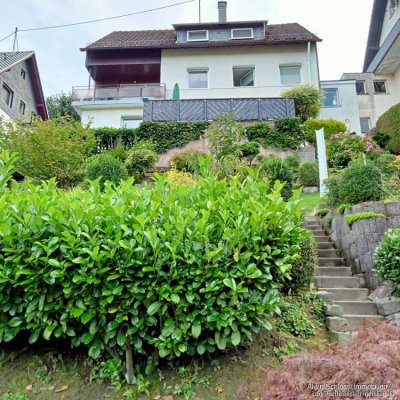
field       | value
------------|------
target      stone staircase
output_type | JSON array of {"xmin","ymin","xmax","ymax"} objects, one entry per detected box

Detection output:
[{"xmin": 306, "ymin": 216, "xmax": 384, "ymax": 340}]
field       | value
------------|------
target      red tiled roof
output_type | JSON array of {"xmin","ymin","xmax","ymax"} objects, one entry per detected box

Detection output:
[{"xmin": 82, "ymin": 23, "xmax": 321, "ymax": 51}]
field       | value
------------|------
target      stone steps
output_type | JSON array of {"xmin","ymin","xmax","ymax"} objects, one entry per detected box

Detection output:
[
  {"xmin": 314, "ymin": 276, "xmax": 363, "ymax": 288},
  {"xmin": 335, "ymin": 301, "xmax": 379, "ymax": 315},
  {"xmin": 318, "ymin": 257, "xmax": 346, "ymax": 266},
  {"xmin": 343, "ymin": 314, "xmax": 385, "ymax": 330},
  {"xmin": 317, "ymin": 242, "xmax": 336, "ymax": 249},
  {"xmin": 314, "ymin": 236, "xmax": 331, "ymax": 243},
  {"xmin": 316, "ymin": 267, "xmax": 352, "ymax": 276},
  {"xmin": 317, "ymin": 248, "xmax": 340, "ymax": 257},
  {"xmin": 322, "ymin": 287, "xmax": 370, "ymax": 301}
]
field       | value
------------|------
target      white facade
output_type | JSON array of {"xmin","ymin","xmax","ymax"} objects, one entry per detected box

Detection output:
[
  {"xmin": 320, "ymin": 80, "xmax": 362, "ymax": 134},
  {"xmin": 161, "ymin": 44, "xmax": 319, "ymax": 99},
  {"xmin": 380, "ymin": 1, "xmax": 400, "ymax": 46}
]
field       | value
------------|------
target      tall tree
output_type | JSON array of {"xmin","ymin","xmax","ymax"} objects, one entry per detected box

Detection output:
[{"xmin": 46, "ymin": 92, "xmax": 81, "ymax": 121}]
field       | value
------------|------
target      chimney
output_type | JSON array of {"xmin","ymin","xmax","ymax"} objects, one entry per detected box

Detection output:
[{"xmin": 218, "ymin": 1, "xmax": 227, "ymax": 23}]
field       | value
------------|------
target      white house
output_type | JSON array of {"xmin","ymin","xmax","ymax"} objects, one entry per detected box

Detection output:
[{"xmin": 72, "ymin": 1, "xmax": 321, "ymax": 128}]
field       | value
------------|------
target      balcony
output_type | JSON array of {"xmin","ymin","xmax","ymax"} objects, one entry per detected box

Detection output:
[{"xmin": 71, "ymin": 83, "xmax": 166, "ymax": 102}]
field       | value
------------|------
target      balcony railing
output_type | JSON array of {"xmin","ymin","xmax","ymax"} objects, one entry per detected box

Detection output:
[{"xmin": 71, "ymin": 83, "xmax": 166, "ymax": 101}]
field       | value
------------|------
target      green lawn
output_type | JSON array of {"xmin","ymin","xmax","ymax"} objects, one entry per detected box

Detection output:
[{"xmin": 299, "ymin": 192, "xmax": 322, "ymax": 214}]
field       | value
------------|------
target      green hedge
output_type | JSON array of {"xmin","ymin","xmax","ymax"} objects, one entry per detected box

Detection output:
[
  {"xmin": 304, "ymin": 119, "xmax": 347, "ymax": 144},
  {"xmin": 345, "ymin": 212, "xmax": 385, "ymax": 227},
  {"xmin": 376, "ymin": 103, "xmax": 400, "ymax": 153},
  {"xmin": 94, "ymin": 127, "xmax": 137, "ymax": 151},
  {"xmin": 0, "ymin": 150, "xmax": 304, "ymax": 376}
]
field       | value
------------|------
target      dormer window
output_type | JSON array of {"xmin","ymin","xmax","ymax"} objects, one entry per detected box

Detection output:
[
  {"xmin": 231, "ymin": 28, "xmax": 254, "ymax": 40},
  {"xmin": 187, "ymin": 30, "xmax": 209, "ymax": 42}
]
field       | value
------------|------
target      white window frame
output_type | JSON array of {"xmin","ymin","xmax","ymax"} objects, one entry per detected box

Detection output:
[
  {"xmin": 373, "ymin": 80, "xmax": 388, "ymax": 94},
  {"xmin": 231, "ymin": 28, "xmax": 254, "ymax": 40},
  {"xmin": 360, "ymin": 117, "xmax": 371, "ymax": 133},
  {"xmin": 187, "ymin": 30, "xmax": 209, "ymax": 42},
  {"xmin": 187, "ymin": 68, "xmax": 209, "ymax": 89},
  {"xmin": 232, "ymin": 66, "xmax": 255, "ymax": 87},
  {"xmin": 121, "ymin": 116, "xmax": 142, "ymax": 129},
  {"xmin": 323, "ymin": 88, "xmax": 340, "ymax": 107},
  {"xmin": 279, "ymin": 64, "xmax": 302, "ymax": 86}
]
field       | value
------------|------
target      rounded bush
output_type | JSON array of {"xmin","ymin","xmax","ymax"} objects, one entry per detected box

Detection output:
[
  {"xmin": 304, "ymin": 119, "xmax": 347, "ymax": 144},
  {"xmin": 282, "ymin": 230, "xmax": 318, "ymax": 293},
  {"xmin": 125, "ymin": 141, "xmax": 158, "ymax": 178},
  {"xmin": 375, "ymin": 228, "xmax": 400, "ymax": 294},
  {"xmin": 284, "ymin": 155, "xmax": 300, "ymax": 174},
  {"xmin": 85, "ymin": 154, "xmax": 128, "ymax": 188},
  {"xmin": 245, "ymin": 122, "xmax": 272, "ymax": 140},
  {"xmin": 376, "ymin": 103, "xmax": 400, "ymax": 154},
  {"xmin": 338, "ymin": 163, "xmax": 383, "ymax": 204},
  {"xmin": 298, "ymin": 161, "xmax": 319, "ymax": 187},
  {"xmin": 171, "ymin": 150, "xmax": 204, "ymax": 173},
  {"xmin": 240, "ymin": 141, "xmax": 260, "ymax": 160},
  {"xmin": 259, "ymin": 157, "xmax": 293, "ymax": 200}
]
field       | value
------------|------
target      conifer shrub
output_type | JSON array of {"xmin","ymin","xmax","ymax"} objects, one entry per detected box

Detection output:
[{"xmin": 298, "ymin": 161, "xmax": 319, "ymax": 187}]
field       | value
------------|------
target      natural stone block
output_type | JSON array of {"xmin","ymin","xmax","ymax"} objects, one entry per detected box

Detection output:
[
  {"xmin": 385, "ymin": 202, "xmax": 400, "ymax": 217},
  {"xmin": 387, "ymin": 312, "xmax": 400, "ymax": 326},
  {"xmin": 325, "ymin": 304, "xmax": 343, "ymax": 317},
  {"xmin": 376, "ymin": 297, "xmax": 400, "ymax": 316},
  {"xmin": 326, "ymin": 317, "xmax": 348, "ymax": 332},
  {"xmin": 350, "ymin": 243, "xmax": 357, "ymax": 259},
  {"xmin": 329, "ymin": 330, "xmax": 352, "ymax": 343},
  {"xmin": 368, "ymin": 282, "xmax": 395, "ymax": 301},
  {"xmin": 316, "ymin": 291, "xmax": 334, "ymax": 304}
]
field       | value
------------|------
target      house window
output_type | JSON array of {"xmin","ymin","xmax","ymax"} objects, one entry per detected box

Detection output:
[
  {"xmin": 374, "ymin": 80, "xmax": 387, "ymax": 93},
  {"xmin": 30, "ymin": 112, "xmax": 36, "ymax": 123},
  {"xmin": 356, "ymin": 81, "xmax": 366, "ymax": 94},
  {"xmin": 323, "ymin": 88, "xmax": 339, "ymax": 107},
  {"xmin": 188, "ymin": 69, "xmax": 208, "ymax": 89},
  {"xmin": 1, "ymin": 84, "xmax": 14, "ymax": 107},
  {"xmin": 21, "ymin": 68, "xmax": 26, "ymax": 80},
  {"xmin": 231, "ymin": 28, "xmax": 254, "ymax": 40},
  {"xmin": 233, "ymin": 66, "xmax": 255, "ymax": 87},
  {"xmin": 187, "ymin": 30, "xmax": 208, "ymax": 42},
  {"xmin": 19, "ymin": 100, "xmax": 26, "ymax": 115},
  {"xmin": 360, "ymin": 117, "xmax": 371, "ymax": 133},
  {"xmin": 121, "ymin": 117, "xmax": 142, "ymax": 128},
  {"xmin": 280, "ymin": 65, "xmax": 301, "ymax": 85}
]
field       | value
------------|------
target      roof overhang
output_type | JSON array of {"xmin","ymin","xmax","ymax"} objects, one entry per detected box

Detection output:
[
  {"xmin": 363, "ymin": 0, "xmax": 388, "ymax": 72},
  {"xmin": 28, "ymin": 54, "xmax": 49, "ymax": 120},
  {"xmin": 172, "ymin": 20, "xmax": 267, "ymax": 30},
  {"xmin": 366, "ymin": 18, "xmax": 400, "ymax": 73}
]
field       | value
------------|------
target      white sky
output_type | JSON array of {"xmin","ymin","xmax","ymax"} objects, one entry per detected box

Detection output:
[{"xmin": 0, "ymin": 0, "xmax": 374, "ymax": 97}]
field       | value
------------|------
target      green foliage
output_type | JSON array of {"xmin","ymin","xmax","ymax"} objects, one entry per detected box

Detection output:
[
  {"xmin": 337, "ymin": 204, "xmax": 352, "ymax": 214},
  {"xmin": 46, "ymin": 91, "xmax": 80, "ymax": 121},
  {"xmin": 0, "ymin": 153, "xmax": 304, "ymax": 374},
  {"xmin": 205, "ymin": 113, "xmax": 243, "ymax": 160},
  {"xmin": 298, "ymin": 161, "xmax": 319, "ymax": 187},
  {"xmin": 345, "ymin": 212, "xmax": 385, "ymax": 227},
  {"xmin": 240, "ymin": 141, "xmax": 260, "ymax": 164},
  {"xmin": 376, "ymin": 103, "xmax": 400, "ymax": 154},
  {"xmin": 337, "ymin": 163, "xmax": 383, "ymax": 205},
  {"xmin": 315, "ymin": 208, "xmax": 330, "ymax": 217},
  {"xmin": 375, "ymin": 229, "xmax": 400, "ymax": 294},
  {"xmin": 2, "ymin": 393, "xmax": 29, "ymax": 400},
  {"xmin": 85, "ymin": 154, "xmax": 128, "ymax": 189},
  {"xmin": 90, "ymin": 359, "xmax": 123, "ymax": 389},
  {"xmin": 278, "ymin": 300, "xmax": 315, "ymax": 339},
  {"xmin": 282, "ymin": 230, "xmax": 317, "ymax": 293},
  {"xmin": 0, "ymin": 117, "xmax": 96, "ymax": 188},
  {"xmin": 304, "ymin": 119, "xmax": 347, "ymax": 144},
  {"xmin": 125, "ymin": 141, "xmax": 158, "ymax": 179},
  {"xmin": 281, "ymin": 85, "xmax": 323, "ymax": 123},
  {"xmin": 366, "ymin": 152, "xmax": 397, "ymax": 176},
  {"xmin": 259, "ymin": 157, "xmax": 293, "ymax": 200},
  {"xmin": 272, "ymin": 342, "xmax": 298, "ymax": 358},
  {"xmin": 262, "ymin": 118, "xmax": 304, "ymax": 150},
  {"xmin": 94, "ymin": 128, "xmax": 137, "ymax": 152},
  {"xmin": 327, "ymin": 132, "xmax": 380, "ymax": 168},
  {"xmin": 285, "ymin": 155, "xmax": 300, "ymax": 175},
  {"xmin": 137, "ymin": 122, "xmax": 209, "ymax": 154},
  {"xmin": 171, "ymin": 150, "xmax": 204, "ymax": 173},
  {"xmin": 308, "ymin": 295, "xmax": 326, "ymax": 325},
  {"xmin": 105, "ymin": 141, "xmax": 129, "ymax": 162},
  {"xmin": 372, "ymin": 131, "xmax": 391, "ymax": 149},
  {"xmin": 325, "ymin": 172, "xmax": 344, "ymax": 207},
  {"xmin": 245, "ymin": 122, "xmax": 272, "ymax": 140},
  {"xmin": 35, "ymin": 367, "xmax": 52, "ymax": 384}
]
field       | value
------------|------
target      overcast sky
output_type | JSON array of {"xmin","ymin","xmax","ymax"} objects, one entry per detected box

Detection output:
[{"xmin": 0, "ymin": 0, "xmax": 374, "ymax": 97}]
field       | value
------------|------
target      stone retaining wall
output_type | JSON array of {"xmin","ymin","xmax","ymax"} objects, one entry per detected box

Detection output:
[{"xmin": 322, "ymin": 201, "xmax": 400, "ymax": 290}]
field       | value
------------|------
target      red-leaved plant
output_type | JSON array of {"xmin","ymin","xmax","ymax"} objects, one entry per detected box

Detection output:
[{"xmin": 238, "ymin": 322, "xmax": 400, "ymax": 400}]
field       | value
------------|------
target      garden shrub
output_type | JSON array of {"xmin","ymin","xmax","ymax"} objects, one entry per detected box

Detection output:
[
  {"xmin": 315, "ymin": 208, "xmax": 330, "ymax": 217},
  {"xmin": 0, "ymin": 117, "xmax": 96, "ymax": 188},
  {"xmin": 240, "ymin": 141, "xmax": 260, "ymax": 164},
  {"xmin": 303, "ymin": 119, "xmax": 347, "ymax": 144},
  {"xmin": 259, "ymin": 157, "xmax": 293, "ymax": 200},
  {"xmin": 376, "ymin": 103, "xmax": 400, "ymax": 154},
  {"xmin": 94, "ymin": 127, "xmax": 136, "ymax": 151},
  {"xmin": 245, "ymin": 122, "xmax": 272, "ymax": 140},
  {"xmin": 337, "ymin": 204, "xmax": 352, "ymax": 214},
  {"xmin": 137, "ymin": 122, "xmax": 209, "ymax": 154},
  {"xmin": 278, "ymin": 300, "xmax": 315, "ymax": 339},
  {"xmin": 105, "ymin": 141, "xmax": 129, "ymax": 162},
  {"xmin": 367, "ymin": 151, "xmax": 397, "ymax": 176},
  {"xmin": 281, "ymin": 85, "xmax": 323, "ymax": 122},
  {"xmin": 298, "ymin": 161, "xmax": 319, "ymax": 186},
  {"xmin": 0, "ymin": 150, "xmax": 304, "ymax": 380},
  {"xmin": 345, "ymin": 212, "xmax": 385, "ymax": 227},
  {"xmin": 125, "ymin": 141, "xmax": 158, "ymax": 179},
  {"xmin": 338, "ymin": 163, "xmax": 383, "ymax": 204},
  {"xmin": 262, "ymin": 118, "xmax": 304, "ymax": 150},
  {"xmin": 325, "ymin": 172, "xmax": 344, "ymax": 207},
  {"xmin": 171, "ymin": 150, "xmax": 204, "ymax": 173},
  {"xmin": 375, "ymin": 229, "xmax": 400, "ymax": 294},
  {"xmin": 282, "ymin": 230, "xmax": 317, "ymax": 293},
  {"xmin": 327, "ymin": 132, "xmax": 380, "ymax": 168},
  {"xmin": 85, "ymin": 154, "xmax": 128, "ymax": 189},
  {"xmin": 284, "ymin": 155, "xmax": 300, "ymax": 175},
  {"xmin": 372, "ymin": 131, "xmax": 391, "ymax": 150}
]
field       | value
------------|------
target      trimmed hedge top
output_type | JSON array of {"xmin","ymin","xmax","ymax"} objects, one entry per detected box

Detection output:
[{"xmin": 345, "ymin": 212, "xmax": 385, "ymax": 227}]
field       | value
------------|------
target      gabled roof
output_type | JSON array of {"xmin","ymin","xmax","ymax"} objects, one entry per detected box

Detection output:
[
  {"xmin": 0, "ymin": 51, "xmax": 48, "ymax": 120},
  {"xmin": 82, "ymin": 23, "xmax": 321, "ymax": 51},
  {"xmin": 363, "ymin": 0, "xmax": 388, "ymax": 72}
]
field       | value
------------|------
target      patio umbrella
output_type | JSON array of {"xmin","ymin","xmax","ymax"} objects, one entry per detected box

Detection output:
[{"xmin": 172, "ymin": 83, "xmax": 180, "ymax": 100}]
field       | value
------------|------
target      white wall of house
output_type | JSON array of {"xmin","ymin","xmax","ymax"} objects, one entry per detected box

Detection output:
[
  {"xmin": 320, "ymin": 80, "xmax": 362, "ymax": 134},
  {"xmin": 0, "ymin": 108, "xmax": 11, "ymax": 122},
  {"xmin": 160, "ymin": 44, "xmax": 319, "ymax": 99},
  {"xmin": 77, "ymin": 103, "xmax": 144, "ymax": 128},
  {"xmin": 380, "ymin": 2, "xmax": 400, "ymax": 45}
]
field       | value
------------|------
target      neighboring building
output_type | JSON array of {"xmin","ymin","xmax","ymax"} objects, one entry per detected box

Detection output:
[
  {"xmin": 339, "ymin": 0, "xmax": 400, "ymax": 130},
  {"xmin": 0, "ymin": 51, "xmax": 48, "ymax": 122},
  {"xmin": 320, "ymin": 80, "xmax": 362, "ymax": 133},
  {"xmin": 72, "ymin": 1, "xmax": 321, "ymax": 128}
]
